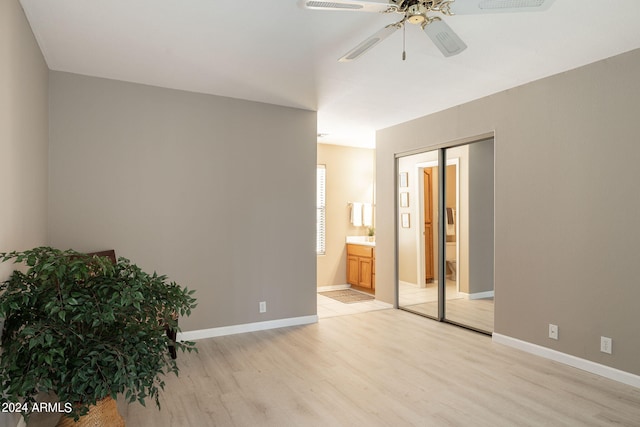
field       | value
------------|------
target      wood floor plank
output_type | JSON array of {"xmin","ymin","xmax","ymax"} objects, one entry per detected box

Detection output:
[{"xmin": 27, "ymin": 309, "xmax": 640, "ymax": 426}]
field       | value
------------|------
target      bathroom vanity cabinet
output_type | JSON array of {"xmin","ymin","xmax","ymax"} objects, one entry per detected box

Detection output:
[{"xmin": 346, "ymin": 243, "xmax": 375, "ymax": 291}]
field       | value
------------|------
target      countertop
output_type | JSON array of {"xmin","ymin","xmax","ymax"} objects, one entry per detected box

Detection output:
[{"xmin": 346, "ymin": 236, "xmax": 375, "ymax": 247}]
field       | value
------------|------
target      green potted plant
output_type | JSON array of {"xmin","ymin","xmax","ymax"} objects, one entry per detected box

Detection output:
[{"xmin": 0, "ymin": 247, "xmax": 197, "ymax": 425}]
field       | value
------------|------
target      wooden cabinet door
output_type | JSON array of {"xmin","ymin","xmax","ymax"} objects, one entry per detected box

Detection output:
[
  {"xmin": 346, "ymin": 245, "xmax": 375, "ymax": 291},
  {"xmin": 372, "ymin": 250, "xmax": 375, "ymax": 290},
  {"xmin": 358, "ymin": 257, "xmax": 372, "ymax": 289},
  {"xmin": 347, "ymin": 256, "xmax": 359, "ymax": 286}
]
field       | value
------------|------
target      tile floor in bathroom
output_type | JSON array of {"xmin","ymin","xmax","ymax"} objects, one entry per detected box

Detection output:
[{"xmin": 317, "ymin": 289, "xmax": 392, "ymax": 319}]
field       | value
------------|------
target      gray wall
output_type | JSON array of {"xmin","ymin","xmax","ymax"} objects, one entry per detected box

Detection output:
[
  {"xmin": 49, "ymin": 72, "xmax": 317, "ymax": 332},
  {"xmin": 377, "ymin": 48, "xmax": 640, "ymax": 375},
  {"xmin": 0, "ymin": 0, "xmax": 49, "ymax": 270},
  {"xmin": 0, "ymin": 1, "xmax": 49, "ymax": 426}
]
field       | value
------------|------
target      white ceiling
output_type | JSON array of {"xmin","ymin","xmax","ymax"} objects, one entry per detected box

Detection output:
[{"xmin": 20, "ymin": 0, "xmax": 640, "ymax": 148}]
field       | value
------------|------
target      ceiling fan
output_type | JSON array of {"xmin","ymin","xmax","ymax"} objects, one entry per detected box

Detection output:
[{"xmin": 300, "ymin": 0, "xmax": 555, "ymax": 61}]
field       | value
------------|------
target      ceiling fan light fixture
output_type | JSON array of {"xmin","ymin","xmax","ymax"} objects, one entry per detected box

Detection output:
[
  {"xmin": 307, "ymin": 0, "xmax": 555, "ymax": 62},
  {"xmin": 406, "ymin": 3, "xmax": 427, "ymax": 24}
]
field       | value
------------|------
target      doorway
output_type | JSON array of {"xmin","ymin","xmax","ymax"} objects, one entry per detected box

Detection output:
[
  {"xmin": 397, "ymin": 138, "xmax": 494, "ymax": 334},
  {"xmin": 423, "ymin": 167, "xmax": 434, "ymax": 285}
]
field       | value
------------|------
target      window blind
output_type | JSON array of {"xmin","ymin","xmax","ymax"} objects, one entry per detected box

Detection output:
[{"xmin": 317, "ymin": 165, "xmax": 326, "ymax": 255}]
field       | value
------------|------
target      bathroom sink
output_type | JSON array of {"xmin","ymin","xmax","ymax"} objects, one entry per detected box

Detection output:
[{"xmin": 346, "ymin": 236, "xmax": 375, "ymax": 246}]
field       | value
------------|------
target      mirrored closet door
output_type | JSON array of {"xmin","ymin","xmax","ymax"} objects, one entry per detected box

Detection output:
[{"xmin": 397, "ymin": 138, "xmax": 494, "ymax": 334}]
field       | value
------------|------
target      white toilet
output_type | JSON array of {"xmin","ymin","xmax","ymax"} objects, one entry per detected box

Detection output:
[{"xmin": 446, "ymin": 242, "xmax": 457, "ymax": 280}]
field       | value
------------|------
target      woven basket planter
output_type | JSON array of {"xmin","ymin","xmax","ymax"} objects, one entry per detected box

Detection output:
[{"xmin": 56, "ymin": 397, "xmax": 124, "ymax": 427}]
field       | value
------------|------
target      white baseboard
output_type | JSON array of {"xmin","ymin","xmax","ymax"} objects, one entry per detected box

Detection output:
[
  {"xmin": 177, "ymin": 315, "xmax": 318, "ymax": 341},
  {"xmin": 399, "ymin": 280, "xmax": 420, "ymax": 288},
  {"xmin": 469, "ymin": 290, "xmax": 494, "ymax": 300},
  {"xmin": 493, "ymin": 333, "xmax": 640, "ymax": 389},
  {"xmin": 317, "ymin": 284, "xmax": 351, "ymax": 292}
]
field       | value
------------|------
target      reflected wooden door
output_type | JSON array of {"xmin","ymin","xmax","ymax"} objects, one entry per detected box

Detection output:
[{"xmin": 424, "ymin": 168, "xmax": 434, "ymax": 283}]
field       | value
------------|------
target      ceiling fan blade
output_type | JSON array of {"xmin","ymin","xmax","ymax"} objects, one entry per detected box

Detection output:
[
  {"xmin": 448, "ymin": 0, "xmax": 555, "ymax": 15},
  {"xmin": 299, "ymin": 0, "xmax": 395, "ymax": 13},
  {"xmin": 423, "ymin": 19, "xmax": 467, "ymax": 57},
  {"xmin": 338, "ymin": 23, "xmax": 400, "ymax": 62}
]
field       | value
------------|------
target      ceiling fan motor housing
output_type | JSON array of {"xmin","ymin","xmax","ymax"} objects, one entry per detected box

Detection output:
[{"xmin": 407, "ymin": 2, "xmax": 428, "ymax": 24}]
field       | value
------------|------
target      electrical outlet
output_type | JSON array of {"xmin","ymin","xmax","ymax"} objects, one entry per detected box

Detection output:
[
  {"xmin": 549, "ymin": 324, "xmax": 558, "ymax": 340},
  {"xmin": 259, "ymin": 301, "xmax": 266, "ymax": 313},
  {"xmin": 600, "ymin": 336, "xmax": 612, "ymax": 354}
]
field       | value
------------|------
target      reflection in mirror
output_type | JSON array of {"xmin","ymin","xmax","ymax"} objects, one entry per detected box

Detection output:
[
  {"xmin": 397, "ymin": 150, "xmax": 440, "ymax": 319},
  {"xmin": 444, "ymin": 140, "xmax": 494, "ymax": 333},
  {"xmin": 397, "ymin": 138, "xmax": 494, "ymax": 334}
]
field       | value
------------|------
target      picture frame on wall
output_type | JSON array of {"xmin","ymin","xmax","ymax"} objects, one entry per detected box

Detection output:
[
  {"xmin": 401, "ymin": 213, "xmax": 410, "ymax": 228},
  {"xmin": 400, "ymin": 192, "xmax": 409, "ymax": 208},
  {"xmin": 399, "ymin": 172, "xmax": 408, "ymax": 188}
]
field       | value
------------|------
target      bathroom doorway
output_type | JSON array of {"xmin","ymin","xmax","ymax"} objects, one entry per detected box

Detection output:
[
  {"xmin": 423, "ymin": 167, "xmax": 434, "ymax": 284},
  {"xmin": 416, "ymin": 160, "xmax": 459, "ymax": 292},
  {"xmin": 397, "ymin": 138, "xmax": 494, "ymax": 334}
]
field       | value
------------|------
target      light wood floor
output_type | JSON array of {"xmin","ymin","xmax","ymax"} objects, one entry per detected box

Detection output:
[
  {"xmin": 405, "ymin": 298, "xmax": 494, "ymax": 333},
  {"xmin": 28, "ymin": 309, "xmax": 640, "ymax": 426},
  {"xmin": 400, "ymin": 281, "xmax": 495, "ymax": 333}
]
